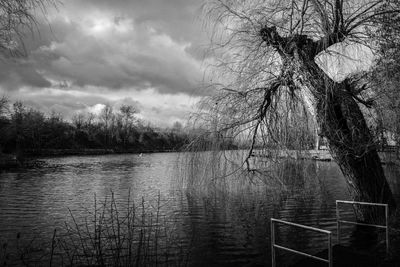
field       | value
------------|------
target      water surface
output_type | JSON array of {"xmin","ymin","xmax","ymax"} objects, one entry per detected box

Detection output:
[{"xmin": 0, "ymin": 153, "xmax": 398, "ymax": 266}]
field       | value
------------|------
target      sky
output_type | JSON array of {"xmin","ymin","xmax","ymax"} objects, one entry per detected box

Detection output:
[
  {"xmin": 0, "ymin": 0, "xmax": 209, "ymax": 127},
  {"xmin": 0, "ymin": 0, "xmax": 375, "ymax": 128}
]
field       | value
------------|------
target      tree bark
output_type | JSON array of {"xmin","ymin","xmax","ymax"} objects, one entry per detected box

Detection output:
[
  {"xmin": 321, "ymin": 82, "xmax": 395, "ymax": 206},
  {"xmin": 301, "ymin": 59, "xmax": 396, "ymax": 220}
]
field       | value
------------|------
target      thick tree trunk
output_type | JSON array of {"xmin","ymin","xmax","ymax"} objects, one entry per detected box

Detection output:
[
  {"xmin": 302, "ymin": 60, "xmax": 396, "ymax": 220},
  {"xmin": 319, "ymin": 82, "xmax": 396, "ymax": 209}
]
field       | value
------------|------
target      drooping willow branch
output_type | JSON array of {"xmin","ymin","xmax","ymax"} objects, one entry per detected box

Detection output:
[{"xmin": 244, "ymin": 80, "xmax": 282, "ymax": 172}]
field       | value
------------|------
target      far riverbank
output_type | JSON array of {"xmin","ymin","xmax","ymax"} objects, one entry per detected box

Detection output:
[
  {"xmin": 251, "ymin": 149, "xmax": 400, "ymax": 165},
  {"xmin": 23, "ymin": 148, "xmax": 180, "ymax": 157},
  {"xmin": 0, "ymin": 148, "xmax": 182, "ymax": 169}
]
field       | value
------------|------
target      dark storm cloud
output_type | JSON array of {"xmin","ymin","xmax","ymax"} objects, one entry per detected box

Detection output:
[
  {"xmin": 76, "ymin": 0, "xmax": 204, "ymax": 41},
  {"xmin": 1, "ymin": 0, "xmax": 208, "ymax": 95},
  {"xmin": 0, "ymin": 0, "xmax": 208, "ymax": 125},
  {"xmin": 0, "ymin": 59, "xmax": 51, "ymax": 90}
]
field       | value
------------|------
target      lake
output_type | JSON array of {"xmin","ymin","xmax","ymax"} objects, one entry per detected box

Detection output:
[{"xmin": 0, "ymin": 152, "xmax": 399, "ymax": 266}]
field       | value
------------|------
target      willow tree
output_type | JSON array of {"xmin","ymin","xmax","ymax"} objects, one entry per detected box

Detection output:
[
  {"xmin": 198, "ymin": 0, "xmax": 398, "ymax": 209},
  {"xmin": 0, "ymin": 0, "xmax": 55, "ymax": 56}
]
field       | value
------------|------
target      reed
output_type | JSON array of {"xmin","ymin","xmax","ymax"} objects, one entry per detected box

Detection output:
[{"xmin": 0, "ymin": 191, "xmax": 187, "ymax": 266}]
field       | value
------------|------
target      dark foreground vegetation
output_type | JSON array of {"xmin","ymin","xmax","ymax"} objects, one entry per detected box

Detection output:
[
  {"xmin": 0, "ymin": 193, "xmax": 188, "ymax": 267},
  {"xmin": 0, "ymin": 98, "xmax": 189, "ymax": 158}
]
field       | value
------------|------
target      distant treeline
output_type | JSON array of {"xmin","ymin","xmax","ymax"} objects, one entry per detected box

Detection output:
[{"xmin": 0, "ymin": 98, "xmax": 190, "ymax": 156}]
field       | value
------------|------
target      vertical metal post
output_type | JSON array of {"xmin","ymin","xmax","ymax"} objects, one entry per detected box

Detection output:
[
  {"xmin": 336, "ymin": 201, "xmax": 340, "ymax": 244},
  {"xmin": 385, "ymin": 204, "xmax": 389, "ymax": 255},
  {"xmin": 271, "ymin": 219, "xmax": 276, "ymax": 267},
  {"xmin": 328, "ymin": 232, "xmax": 332, "ymax": 267},
  {"xmin": 337, "ymin": 200, "xmax": 390, "ymax": 256}
]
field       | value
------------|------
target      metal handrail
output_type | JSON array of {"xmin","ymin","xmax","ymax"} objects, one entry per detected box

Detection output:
[
  {"xmin": 336, "ymin": 200, "xmax": 389, "ymax": 254},
  {"xmin": 271, "ymin": 218, "xmax": 332, "ymax": 267}
]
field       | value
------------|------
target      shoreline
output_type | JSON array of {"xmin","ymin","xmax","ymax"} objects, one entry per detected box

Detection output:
[
  {"xmin": 251, "ymin": 149, "xmax": 400, "ymax": 165},
  {"xmin": 24, "ymin": 148, "xmax": 182, "ymax": 157},
  {"xmin": 0, "ymin": 148, "xmax": 182, "ymax": 168}
]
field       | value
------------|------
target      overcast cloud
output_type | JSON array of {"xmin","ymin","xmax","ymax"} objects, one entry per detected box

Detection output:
[{"xmin": 0, "ymin": 0, "xmax": 209, "ymax": 126}]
